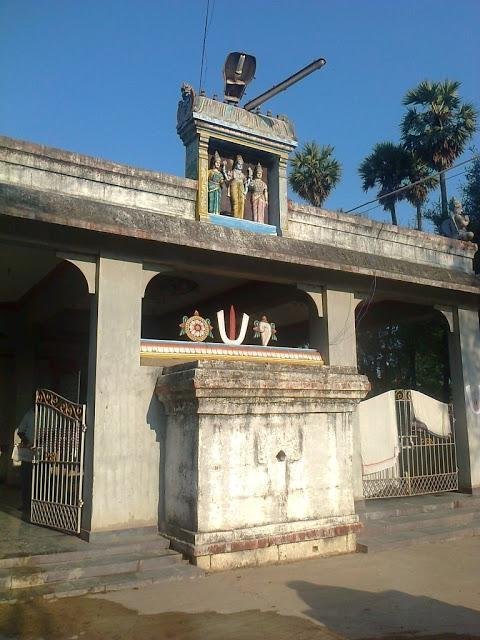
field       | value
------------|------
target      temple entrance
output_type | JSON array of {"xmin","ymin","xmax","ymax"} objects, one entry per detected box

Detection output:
[
  {"xmin": 0, "ymin": 242, "xmax": 91, "ymax": 543},
  {"xmin": 355, "ymin": 301, "xmax": 457, "ymax": 499}
]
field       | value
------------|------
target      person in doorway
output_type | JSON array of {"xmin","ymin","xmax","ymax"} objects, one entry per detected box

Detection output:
[{"xmin": 17, "ymin": 406, "xmax": 35, "ymax": 521}]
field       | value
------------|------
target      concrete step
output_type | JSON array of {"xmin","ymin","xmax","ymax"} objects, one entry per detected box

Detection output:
[
  {"xmin": 357, "ymin": 518, "xmax": 480, "ymax": 553},
  {"xmin": 362, "ymin": 507, "xmax": 480, "ymax": 534},
  {"xmin": 0, "ymin": 549, "xmax": 183, "ymax": 590},
  {"xmin": 0, "ymin": 563, "xmax": 204, "ymax": 604},
  {"xmin": 0, "ymin": 535, "xmax": 170, "ymax": 569},
  {"xmin": 357, "ymin": 493, "xmax": 480, "ymax": 522}
]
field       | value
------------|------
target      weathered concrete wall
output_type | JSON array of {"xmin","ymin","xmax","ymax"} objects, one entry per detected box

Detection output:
[
  {"xmin": 1, "ymin": 136, "xmax": 477, "ymax": 292},
  {"xmin": 287, "ymin": 201, "xmax": 476, "ymax": 274},
  {"xmin": 0, "ymin": 136, "xmax": 196, "ymax": 221},
  {"xmin": 157, "ymin": 361, "xmax": 369, "ymax": 570}
]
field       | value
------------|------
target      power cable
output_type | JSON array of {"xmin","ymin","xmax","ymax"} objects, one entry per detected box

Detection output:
[
  {"xmin": 198, "ymin": 0, "xmax": 210, "ymax": 92},
  {"xmin": 346, "ymin": 155, "xmax": 478, "ymax": 214}
]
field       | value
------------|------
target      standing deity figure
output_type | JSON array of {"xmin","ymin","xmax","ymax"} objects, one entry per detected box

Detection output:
[
  {"xmin": 440, "ymin": 199, "xmax": 475, "ymax": 241},
  {"xmin": 223, "ymin": 155, "xmax": 248, "ymax": 219},
  {"xmin": 253, "ymin": 315, "xmax": 277, "ymax": 346},
  {"xmin": 207, "ymin": 151, "xmax": 224, "ymax": 215},
  {"xmin": 249, "ymin": 162, "xmax": 268, "ymax": 224}
]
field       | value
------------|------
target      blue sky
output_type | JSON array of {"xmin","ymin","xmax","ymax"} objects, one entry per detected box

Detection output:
[{"xmin": 1, "ymin": 0, "xmax": 479, "ymax": 227}]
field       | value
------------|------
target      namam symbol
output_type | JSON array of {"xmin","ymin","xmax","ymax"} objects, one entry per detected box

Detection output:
[{"xmin": 217, "ymin": 305, "xmax": 250, "ymax": 346}]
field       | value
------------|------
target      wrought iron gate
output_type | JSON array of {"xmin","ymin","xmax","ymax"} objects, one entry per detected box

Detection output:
[
  {"xmin": 363, "ymin": 390, "xmax": 458, "ymax": 499},
  {"xmin": 31, "ymin": 389, "xmax": 86, "ymax": 534}
]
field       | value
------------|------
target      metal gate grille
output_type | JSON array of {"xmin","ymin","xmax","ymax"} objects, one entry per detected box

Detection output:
[
  {"xmin": 31, "ymin": 389, "xmax": 86, "ymax": 534},
  {"xmin": 363, "ymin": 390, "xmax": 458, "ymax": 499}
]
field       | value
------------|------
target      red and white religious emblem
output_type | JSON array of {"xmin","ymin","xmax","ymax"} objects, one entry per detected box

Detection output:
[
  {"xmin": 217, "ymin": 305, "xmax": 250, "ymax": 346},
  {"xmin": 179, "ymin": 310, "xmax": 213, "ymax": 342}
]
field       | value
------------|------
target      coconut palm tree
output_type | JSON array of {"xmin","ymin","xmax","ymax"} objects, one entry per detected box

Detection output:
[
  {"xmin": 401, "ymin": 80, "xmax": 477, "ymax": 219},
  {"xmin": 404, "ymin": 154, "xmax": 438, "ymax": 231},
  {"xmin": 289, "ymin": 142, "xmax": 342, "ymax": 207},
  {"xmin": 358, "ymin": 142, "xmax": 412, "ymax": 226}
]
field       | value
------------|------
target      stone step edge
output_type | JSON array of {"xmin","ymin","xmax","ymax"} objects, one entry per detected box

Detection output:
[
  {"xmin": 1, "ymin": 551, "xmax": 186, "ymax": 591},
  {"xmin": 356, "ymin": 524, "xmax": 480, "ymax": 553},
  {"xmin": 360, "ymin": 509, "xmax": 480, "ymax": 533},
  {"xmin": 0, "ymin": 537, "xmax": 171, "ymax": 569},
  {"xmin": 358, "ymin": 495, "xmax": 480, "ymax": 521},
  {"xmin": 0, "ymin": 565, "xmax": 204, "ymax": 604}
]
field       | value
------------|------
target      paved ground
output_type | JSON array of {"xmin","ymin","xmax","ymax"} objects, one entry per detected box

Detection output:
[
  {"xmin": 1, "ymin": 537, "xmax": 480, "ymax": 639},
  {"xmin": 0, "ymin": 487, "xmax": 90, "ymax": 559}
]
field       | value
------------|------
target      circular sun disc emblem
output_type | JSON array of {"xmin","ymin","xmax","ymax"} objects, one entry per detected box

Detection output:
[{"xmin": 184, "ymin": 313, "xmax": 211, "ymax": 342}]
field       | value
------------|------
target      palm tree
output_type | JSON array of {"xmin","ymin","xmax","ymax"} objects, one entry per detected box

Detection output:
[
  {"xmin": 289, "ymin": 142, "xmax": 342, "ymax": 207},
  {"xmin": 404, "ymin": 153, "xmax": 438, "ymax": 231},
  {"xmin": 358, "ymin": 142, "xmax": 411, "ymax": 226},
  {"xmin": 401, "ymin": 80, "xmax": 477, "ymax": 219}
]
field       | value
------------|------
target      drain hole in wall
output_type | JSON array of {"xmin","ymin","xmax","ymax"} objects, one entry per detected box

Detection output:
[{"xmin": 276, "ymin": 450, "xmax": 286, "ymax": 462}]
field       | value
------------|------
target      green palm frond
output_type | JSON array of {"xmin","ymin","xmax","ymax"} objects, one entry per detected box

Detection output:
[{"xmin": 289, "ymin": 142, "xmax": 342, "ymax": 207}]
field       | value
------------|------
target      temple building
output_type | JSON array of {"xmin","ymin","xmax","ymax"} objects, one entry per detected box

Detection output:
[{"xmin": 0, "ymin": 80, "xmax": 479, "ymax": 572}]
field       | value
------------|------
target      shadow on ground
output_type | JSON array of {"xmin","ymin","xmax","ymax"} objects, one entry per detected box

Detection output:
[
  {"xmin": 0, "ymin": 597, "xmax": 339, "ymax": 640},
  {"xmin": 288, "ymin": 581, "xmax": 480, "ymax": 639}
]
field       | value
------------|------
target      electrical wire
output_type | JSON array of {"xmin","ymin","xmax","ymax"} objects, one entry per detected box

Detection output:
[
  {"xmin": 346, "ymin": 155, "xmax": 478, "ymax": 214},
  {"xmin": 353, "ymin": 168, "xmax": 469, "ymax": 218},
  {"xmin": 198, "ymin": 0, "xmax": 211, "ymax": 92}
]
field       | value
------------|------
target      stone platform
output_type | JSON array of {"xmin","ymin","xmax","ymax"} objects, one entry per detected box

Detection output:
[
  {"xmin": 156, "ymin": 360, "xmax": 369, "ymax": 570},
  {"xmin": 356, "ymin": 492, "xmax": 480, "ymax": 553}
]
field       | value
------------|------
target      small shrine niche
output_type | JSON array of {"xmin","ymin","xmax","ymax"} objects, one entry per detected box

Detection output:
[{"xmin": 207, "ymin": 143, "xmax": 271, "ymax": 224}]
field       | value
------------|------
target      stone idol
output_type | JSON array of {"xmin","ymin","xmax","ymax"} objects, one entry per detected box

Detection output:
[
  {"xmin": 248, "ymin": 163, "xmax": 268, "ymax": 224},
  {"xmin": 222, "ymin": 154, "xmax": 248, "ymax": 219},
  {"xmin": 207, "ymin": 151, "xmax": 224, "ymax": 215},
  {"xmin": 441, "ymin": 199, "xmax": 475, "ymax": 242},
  {"xmin": 253, "ymin": 315, "xmax": 277, "ymax": 346},
  {"xmin": 207, "ymin": 150, "xmax": 269, "ymax": 223}
]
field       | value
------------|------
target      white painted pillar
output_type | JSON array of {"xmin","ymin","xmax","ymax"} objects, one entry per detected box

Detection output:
[{"xmin": 448, "ymin": 306, "xmax": 480, "ymax": 493}]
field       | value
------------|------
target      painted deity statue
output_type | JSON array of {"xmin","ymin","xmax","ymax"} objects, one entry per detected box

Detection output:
[
  {"xmin": 440, "ymin": 199, "xmax": 475, "ymax": 241},
  {"xmin": 207, "ymin": 151, "xmax": 224, "ymax": 215},
  {"xmin": 249, "ymin": 163, "xmax": 268, "ymax": 224},
  {"xmin": 223, "ymin": 155, "xmax": 247, "ymax": 219},
  {"xmin": 253, "ymin": 315, "xmax": 277, "ymax": 346}
]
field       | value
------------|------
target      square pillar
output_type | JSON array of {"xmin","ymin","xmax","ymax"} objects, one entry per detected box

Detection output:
[
  {"xmin": 82, "ymin": 256, "xmax": 161, "ymax": 537},
  {"xmin": 156, "ymin": 361, "xmax": 369, "ymax": 570},
  {"xmin": 448, "ymin": 306, "xmax": 480, "ymax": 493},
  {"xmin": 300, "ymin": 287, "xmax": 357, "ymax": 367}
]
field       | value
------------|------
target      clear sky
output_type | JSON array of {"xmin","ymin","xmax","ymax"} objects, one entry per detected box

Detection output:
[{"xmin": 1, "ymin": 0, "xmax": 479, "ymax": 227}]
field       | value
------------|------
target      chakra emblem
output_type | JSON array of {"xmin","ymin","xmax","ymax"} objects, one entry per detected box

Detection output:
[{"xmin": 179, "ymin": 310, "xmax": 213, "ymax": 342}]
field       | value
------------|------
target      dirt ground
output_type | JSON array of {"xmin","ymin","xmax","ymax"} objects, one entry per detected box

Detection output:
[{"xmin": 1, "ymin": 537, "xmax": 480, "ymax": 639}]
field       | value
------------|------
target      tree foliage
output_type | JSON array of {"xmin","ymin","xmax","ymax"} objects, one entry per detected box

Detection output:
[
  {"xmin": 401, "ymin": 79, "xmax": 477, "ymax": 217},
  {"xmin": 462, "ymin": 155, "xmax": 480, "ymax": 233},
  {"xmin": 357, "ymin": 313, "xmax": 450, "ymax": 402},
  {"xmin": 289, "ymin": 142, "xmax": 342, "ymax": 207},
  {"xmin": 358, "ymin": 142, "xmax": 412, "ymax": 226},
  {"xmin": 403, "ymin": 153, "xmax": 438, "ymax": 230}
]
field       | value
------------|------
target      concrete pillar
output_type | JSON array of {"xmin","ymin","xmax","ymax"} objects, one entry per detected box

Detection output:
[
  {"xmin": 300, "ymin": 286, "xmax": 364, "ymax": 501},
  {"xmin": 448, "ymin": 306, "xmax": 480, "ymax": 493},
  {"xmin": 300, "ymin": 287, "xmax": 357, "ymax": 367},
  {"xmin": 82, "ymin": 256, "xmax": 164, "ymax": 537}
]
